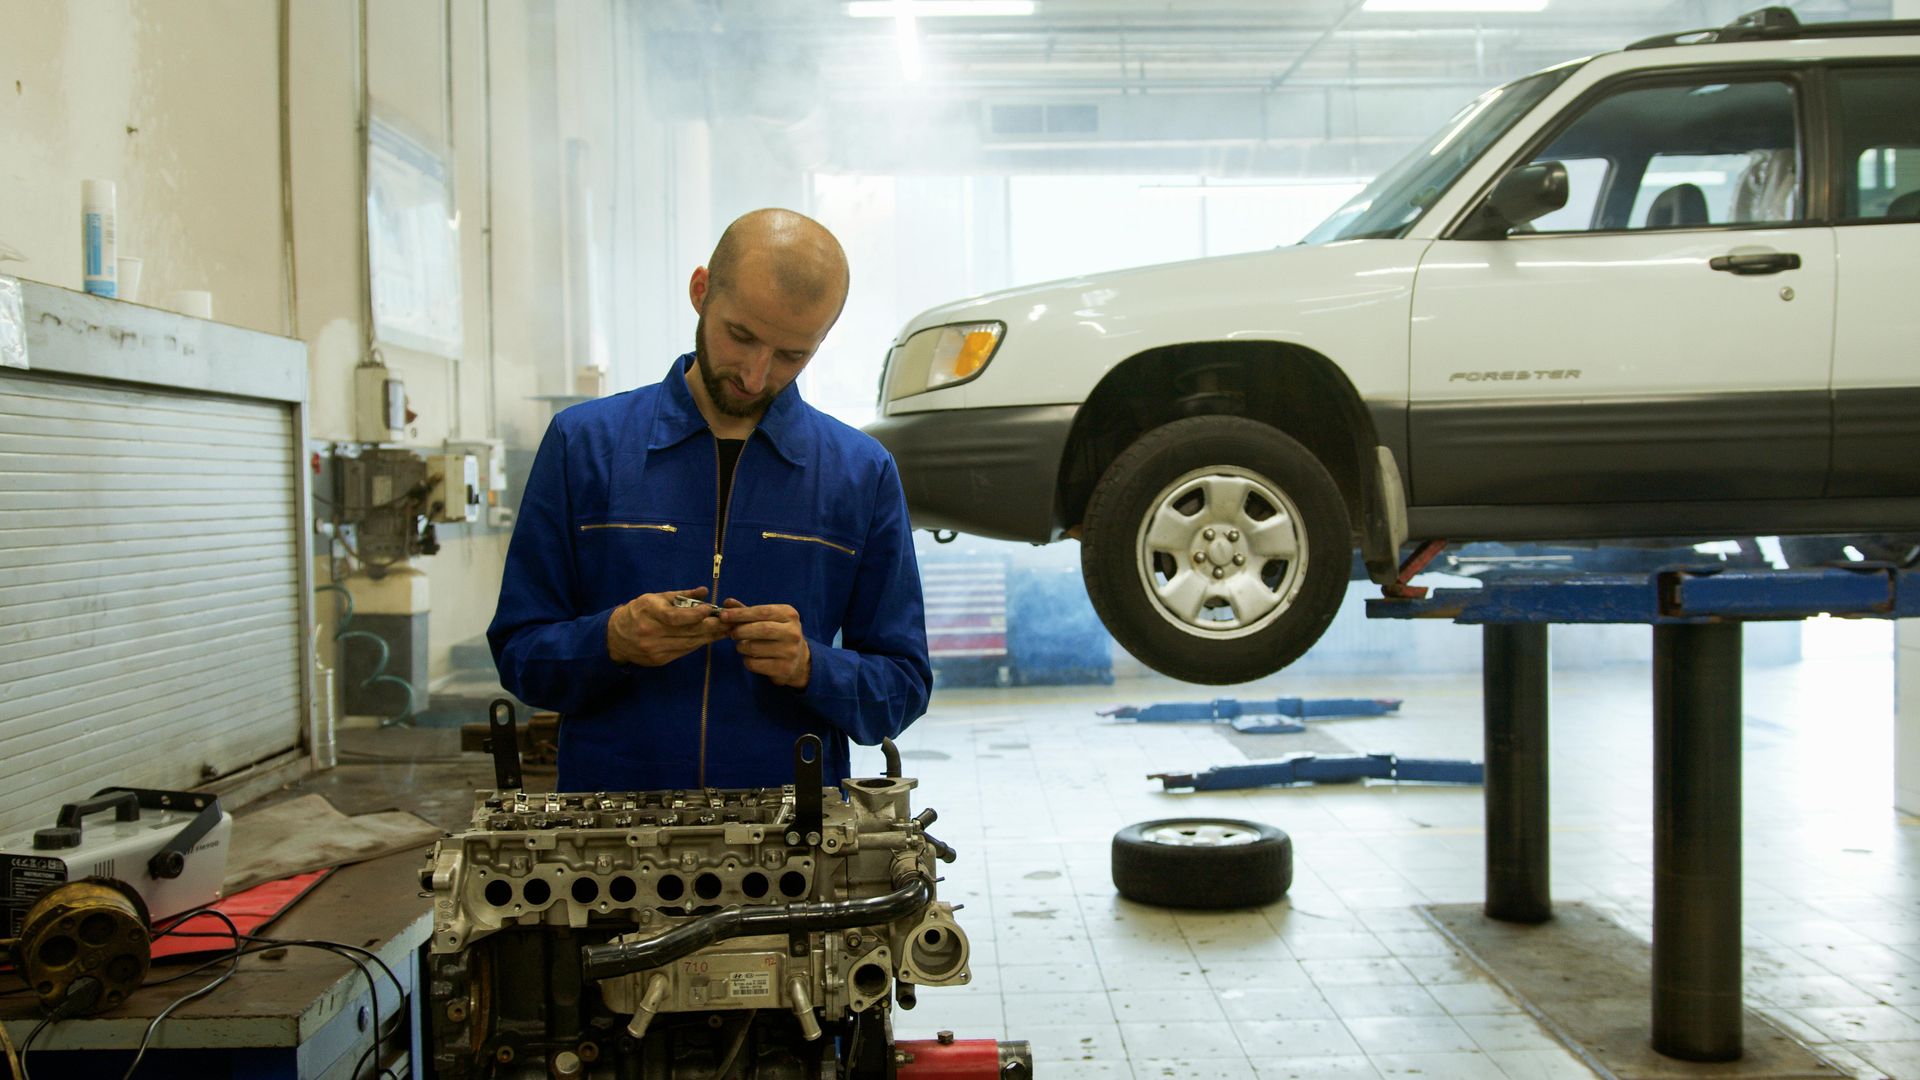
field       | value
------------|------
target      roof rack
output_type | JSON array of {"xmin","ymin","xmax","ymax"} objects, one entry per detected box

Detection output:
[{"xmin": 1626, "ymin": 5, "xmax": 1920, "ymax": 52}]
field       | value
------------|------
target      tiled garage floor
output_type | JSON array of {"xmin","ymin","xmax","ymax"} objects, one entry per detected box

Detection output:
[{"xmin": 886, "ymin": 648, "xmax": 1920, "ymax": 1079}]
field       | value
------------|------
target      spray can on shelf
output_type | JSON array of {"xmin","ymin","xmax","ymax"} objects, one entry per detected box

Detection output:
[{"xmin": 82, "ymin": 180, "xmax": 116, "ymax": 298}]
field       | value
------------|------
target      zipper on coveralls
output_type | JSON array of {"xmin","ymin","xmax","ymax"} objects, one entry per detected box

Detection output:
[
  {"xmin": 698, "ymin": 436, "xmax": 742, "ymax": 788},
  {"xmin": 761, "ymin": 531, "xmax": 856, "ymax": 557}
]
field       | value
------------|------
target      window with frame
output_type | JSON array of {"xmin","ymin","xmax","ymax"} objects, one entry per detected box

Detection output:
[
  {"xmin": 1832, "ymin": 67, "xmax": 1920, "ymax": 222},
  {"xmin": 1512, "ymin": 78, "xmax": 1801, "ymax": 233}
]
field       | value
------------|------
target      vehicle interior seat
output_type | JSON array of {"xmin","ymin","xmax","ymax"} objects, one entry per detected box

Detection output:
[
  {"xmin": 1645, "ymin": 183, "xmax": 1710, "ymax": 228},
  {"xmin": 1886, "ymin": 189, "xmax": 1920, "ymax": 220}
]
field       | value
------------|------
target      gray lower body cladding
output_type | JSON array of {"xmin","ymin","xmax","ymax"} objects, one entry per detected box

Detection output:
[
  {"xmin": 1408, "ymin": 390, "xmax": 1831, "ymax": 506},
  {"xmin": 864, "ymin": 404, "xmax": 1077, "ymax": 543}
]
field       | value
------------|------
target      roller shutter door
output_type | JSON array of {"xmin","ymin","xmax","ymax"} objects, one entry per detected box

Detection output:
[{"xmin": 0, "ymin": 369, "xmax": 303, "ymax": 838}]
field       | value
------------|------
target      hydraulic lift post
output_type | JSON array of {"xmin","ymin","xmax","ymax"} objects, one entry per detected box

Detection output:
[
  {"xmin": 1652, "ymin": 622, "xmax": 1744, "ymax": 1061},
  {"xmin": 1482, "ymin": 623, "xmax": 1551, "ymax": 925},
  {"xmin": 1369, "ymin": 563, "xmax": 1920, "ymax": 1064}
]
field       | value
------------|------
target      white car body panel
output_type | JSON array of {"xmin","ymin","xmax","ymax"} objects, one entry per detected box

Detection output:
[
  {"xmin": 1410, "ymin": 227, "xmax": 1837, "ymax": 400},
  {"xmin": 883, "ymin": 240, "xmax": 1428, "ymax": 415},
  {"xmin": 1833, "ymin": 222, "xmax": 1920, "ymax": 392}
]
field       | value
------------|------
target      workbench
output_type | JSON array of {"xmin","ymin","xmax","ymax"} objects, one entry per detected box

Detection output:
[
  {"xmin": 1369, "ymin": 564, "xmax": 1916, "ymax": 1063},
  {"xmin": 2, "ymin": 848, "xmax": 434, "ymax": 1079}
]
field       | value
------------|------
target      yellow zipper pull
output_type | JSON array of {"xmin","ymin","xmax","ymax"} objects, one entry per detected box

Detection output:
[{"xmin": 712, "ymin": 552, "xmax": 723, "ymax": 581}]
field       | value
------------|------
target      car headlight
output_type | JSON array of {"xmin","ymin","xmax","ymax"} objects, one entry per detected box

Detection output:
[{"xmin": 882, "ymin": 321, "xmax": 1004, "ymax": 401}]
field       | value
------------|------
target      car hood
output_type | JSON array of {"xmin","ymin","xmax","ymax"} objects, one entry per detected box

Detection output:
[{"xmin": 885, "ymin": 238, "xmax": 1427, "ymax": 409}]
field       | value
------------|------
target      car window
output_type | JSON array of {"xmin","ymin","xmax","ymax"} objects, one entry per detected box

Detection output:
[
  {"xmin": 1300, "ymin": 66, "xmax": 1575, "ymax": 245},
  {"xmin": 1833, "ymin": 67, "xmax": 1920, "ymax": 222},
  {"xmin": 1517, "ymin": 78, "xmax": 1801, "ymax": 233}
]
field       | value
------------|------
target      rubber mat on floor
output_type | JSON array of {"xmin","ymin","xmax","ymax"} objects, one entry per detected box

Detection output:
[{"xmin": 1422, "ymin": 901, "xmax": 1846, "ymax": 1079}]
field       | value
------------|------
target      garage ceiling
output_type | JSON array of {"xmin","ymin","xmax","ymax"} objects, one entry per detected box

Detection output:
[{"xmin": 637, "ymin": 1, "xmax": 1893, "ymax": 175}]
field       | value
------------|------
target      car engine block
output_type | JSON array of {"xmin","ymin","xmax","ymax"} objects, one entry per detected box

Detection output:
[{"xmin": 420, "ymin": 736, "xmax": 1023, "ymax": 1079}]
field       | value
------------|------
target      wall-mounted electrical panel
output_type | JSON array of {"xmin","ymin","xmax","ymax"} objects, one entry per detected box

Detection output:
[{"xmin": 354, "ymin": 365, "xmax": 407, "ymax": 443}]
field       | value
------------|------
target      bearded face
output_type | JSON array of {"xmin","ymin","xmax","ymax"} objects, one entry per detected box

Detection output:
[{"xmin": 694, "ymin": 311, "xmax": 780, "ymax": 418}]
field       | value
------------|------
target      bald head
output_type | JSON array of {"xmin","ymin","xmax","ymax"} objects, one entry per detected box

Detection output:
[{"xmin": 707, "ymin": 208, "xmax": 850, "ymax": 317}]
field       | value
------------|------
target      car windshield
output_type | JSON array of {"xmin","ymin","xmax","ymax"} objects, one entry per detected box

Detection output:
[{"xmin": 1301, "ymin": 67, "xmax": 1576, "ymax": 245}]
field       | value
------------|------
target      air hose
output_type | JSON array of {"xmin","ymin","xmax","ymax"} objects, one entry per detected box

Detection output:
[{"xmin": 315, "ymin": 583, "xmax": 418, "ymax": 728}]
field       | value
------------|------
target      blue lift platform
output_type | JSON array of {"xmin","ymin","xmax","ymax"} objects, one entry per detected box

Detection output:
[{"xmin": 1368, "ymin": 562, "xmax": 1916, "ymax": 1063}]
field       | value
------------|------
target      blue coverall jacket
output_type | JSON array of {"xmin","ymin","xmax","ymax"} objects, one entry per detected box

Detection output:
[{"xmin": 487, "ymin": 354, "xmax": 932, "ymax": 792}]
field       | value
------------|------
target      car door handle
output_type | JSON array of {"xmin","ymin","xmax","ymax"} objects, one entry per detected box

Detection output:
[{"xmin": 1709, "ymin": 252, "xmax": 1800, "ymax": 275}]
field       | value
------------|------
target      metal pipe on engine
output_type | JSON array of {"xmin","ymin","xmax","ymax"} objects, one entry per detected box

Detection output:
[{"xmin": 581, "ymin": 875, "xmax": 933, "ymax": 980}]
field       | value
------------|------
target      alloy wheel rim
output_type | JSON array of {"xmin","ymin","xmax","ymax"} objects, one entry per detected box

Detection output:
[
  {"xmin": 1134, "ymin": 465, "xmax": 1308, "ymax": 640},
  {"xmin": 1142, "ymin": 822, "xmax": 1260, "ymax": 848}
]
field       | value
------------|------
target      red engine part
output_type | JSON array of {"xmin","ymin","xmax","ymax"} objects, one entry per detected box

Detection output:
[{"xmin": 894, "ymin": 1037, "xmax": 1003, "ymax": 1079}]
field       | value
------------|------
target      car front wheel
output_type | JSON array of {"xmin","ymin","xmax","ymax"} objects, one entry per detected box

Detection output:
[{"xmin": 1080, "ymin": 416, "xmax": 1351, "ymax": 685}]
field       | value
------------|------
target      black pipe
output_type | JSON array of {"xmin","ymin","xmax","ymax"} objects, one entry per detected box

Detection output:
[
  {"xmin": 580, "ymin": 877, "xmax": 932, "ymax": 980},
  {"xmin": 1483, "ymin": 623, "xmax": 1552, "ymax": 923},
  {"xmin": 1651, "ymin": 622, "xmax": 1743, "ymax": 1062}
]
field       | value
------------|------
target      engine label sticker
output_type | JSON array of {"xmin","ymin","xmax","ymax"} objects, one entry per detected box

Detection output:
[
  {"xmin": 687, "ymin": 954, "xmax": 781, "ymax": 1004},
  {"xmin": 725, "ymin": 970, "xmax": 773, "ymax": 999}
]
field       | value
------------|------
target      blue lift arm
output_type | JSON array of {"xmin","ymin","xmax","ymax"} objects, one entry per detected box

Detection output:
[{"xmin": 1150, "ymin": 753, "xmax": 1484, "ymax": 792}]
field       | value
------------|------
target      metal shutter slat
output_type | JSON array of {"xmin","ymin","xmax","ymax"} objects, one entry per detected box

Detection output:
[{"xmin": 0, "ymin": 372, "xmax": 303, "ymax": 837}]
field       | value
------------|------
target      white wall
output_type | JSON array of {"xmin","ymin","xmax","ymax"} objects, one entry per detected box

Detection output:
[
  {"xmin": 0, "ymin": 1, "xmax": 287, "ymax": 330},
  {"xmin": 2, "ymin": 0, "xmax": 701, "ymax": 695}
]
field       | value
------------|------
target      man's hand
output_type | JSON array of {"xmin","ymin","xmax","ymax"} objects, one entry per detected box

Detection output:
[
  {"xmin": 719, "ymin": 599, "xmax": 812, "ymax": 688},
  {"xmin": 607, "ymin": 587, "xmax": 727, "ymax": 667}
]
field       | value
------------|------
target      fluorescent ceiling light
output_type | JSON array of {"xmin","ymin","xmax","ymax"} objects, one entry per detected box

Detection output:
[
  {"xmin": 1363, "ymin": 0, "xmax": 1548, "ymax": 12},
  {"xmin": 848, "ymin": 1, "xmax": 1037, "ymax": 16},
  {"xmin": 895, "ymin": 3, "xmax": 923, "ymax": 81}
]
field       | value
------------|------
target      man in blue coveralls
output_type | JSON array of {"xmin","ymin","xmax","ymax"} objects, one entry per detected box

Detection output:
[{"xmin": 488, "ymin": 209, "xmax": 931, "ymax": 792}]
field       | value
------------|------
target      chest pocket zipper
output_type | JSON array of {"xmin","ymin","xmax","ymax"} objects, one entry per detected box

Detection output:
[
  {"xmin": 578, "ymin": 522, "xmax": 679, "ymax": 533},
  {"xmin": 761, "ymin": 531, "xmax": 856, "ymax": 557}
]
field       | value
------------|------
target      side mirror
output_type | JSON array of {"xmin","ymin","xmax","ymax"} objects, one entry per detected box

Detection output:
[{"xmin": 1458, "ymin": 161, "xmax": 1570, "ymax": 240}]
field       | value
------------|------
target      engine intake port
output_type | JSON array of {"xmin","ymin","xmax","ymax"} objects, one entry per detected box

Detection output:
[
  {"xmin": 852, "ymin": 962, "xmax": 890, "ymax": 998},
  {"xmin": 484, "ymin": 879, "xmax": 513, "ymax": 908},
  {"xmin": 778, "ymin": 871, "xmax": 808, "ymax": 898},
  {"xmin": 911, "ymin": 925, "xmax": 965, "ymax": 977},
  {"xmin": 522, "ymin": 878, "xmax": 552, "ymax": 906},
  {"xmin": 694, "ymin": 873, "xmax": 722, "ymax": 901},
  {"xmin": 657, "ymin": 875, "xmax": 686, "ymax": 902},
  {"xmin": 609, "ymin": 876, "xmax": 637, "ymax": 903},
  {"xmin": 741, "ymin": 872, "xmax": 769, "ymax": 899},
  {"xmin": 571, "ymin": 877, "xmax": 599, "ymax": 905}
]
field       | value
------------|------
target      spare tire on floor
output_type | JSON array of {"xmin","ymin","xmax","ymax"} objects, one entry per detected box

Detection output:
[{"xmin": 1111, "ymin": 818, "xmax": 1293, "ymax": 909}]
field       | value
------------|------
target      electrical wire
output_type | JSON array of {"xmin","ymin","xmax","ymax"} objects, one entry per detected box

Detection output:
[
  {"xmin": 112, "ymin": 909, "xmax": 245, "ymax": 1080},
  {"xmin": 14, "ymin": 1016, "xmax": 50, "ymax": 1080},
  {"xmin": 144, "ymin": 919, "xmax": 406, "ymax": 1080},
  {"xmin": 8, "ymin": 912, "xmax": 412, "ymax": 1080},
  {"xmin": 0, "ymin": 1012, "xmax": 24, "ymax": 1080}
]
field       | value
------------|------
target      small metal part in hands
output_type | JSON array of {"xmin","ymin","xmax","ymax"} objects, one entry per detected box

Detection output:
[
  {"xmin": 625, "ymin": 973, "xmax": 671, "ymax": 1040},
  {"xmin": 788, "ymin": 975, "xmax": 823, "ymax": 1041}
]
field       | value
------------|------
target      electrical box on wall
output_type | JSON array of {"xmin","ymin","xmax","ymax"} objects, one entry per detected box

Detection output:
[
  {"xmin": 354, "ymin": 365, "xmax": 407, "ymax": 443},
  {"xmin": 429, "ymin": 453, "xmax": 481, "ymax": 524},
  {"xmin": 447, "ymin": 438, "xmax": 511, "ymax": 528}
]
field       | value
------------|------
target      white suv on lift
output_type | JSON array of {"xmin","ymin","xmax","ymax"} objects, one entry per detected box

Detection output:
[{"xmin": 865, "ymin": 8, "xmax": 1920, "ymax": 685}]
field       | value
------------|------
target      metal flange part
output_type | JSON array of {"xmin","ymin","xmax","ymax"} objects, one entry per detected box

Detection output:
[{"xmin": 13, "ymin": 878, "xmax": 151, "ymax": 1015}]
